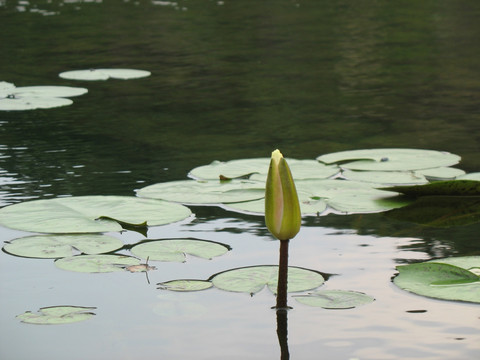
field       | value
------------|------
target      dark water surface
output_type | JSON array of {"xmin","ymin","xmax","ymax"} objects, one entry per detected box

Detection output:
[{"xmin": 1, "ymin": 1, "xmax": 479, "ymax": 359}]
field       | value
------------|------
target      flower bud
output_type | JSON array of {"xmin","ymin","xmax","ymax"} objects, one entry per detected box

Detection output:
[{"xmin": 265, "ymin": 149, "xmax": 301, "ymax": 240}]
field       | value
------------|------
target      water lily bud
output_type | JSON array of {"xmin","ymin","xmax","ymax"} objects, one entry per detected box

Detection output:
[{"xmin": 265, "ymin": 149, "xmax": 301, "ymax": 241}]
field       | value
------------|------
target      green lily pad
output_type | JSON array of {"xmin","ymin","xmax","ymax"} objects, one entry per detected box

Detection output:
[
  {"xmin": 211, "ymin": 265, "xmax": 325, "ymax": 295},
  {"xmin": 190, "ymin": 158, "xmax": 338, "ymax": 181},
  {"xmin": 0, "ymin": 195, "xmax": 192, "ymax": 233},
  {"xmin": 341, "ymin": 169, "xmax": 428, "ymax": 185},
  {"xmin": 59, "ymin": 68, "xmax": 151, "ymax": 81},
  {"xmin": 7, "ymin": 85, "xmax": 88, "ymax": 98},
  {"xmin": 294, "ymin": 290, "xmax": 375, "ymax": 309},
  {"xmin": 383, "ymin": 180, "xmax": 480, "ymax": 197},
  {"xmin": 0, "ymin": 96, "xmax": 73, "ymax": 111},
  {"xmin": 3, "ymin": 234, "xmax": 123, "ymax": 259},
  {"xmin": 16, "ymin": 306, "xmax": 96, "ymax": 325},
  {"xmin": 55, "ymin": 254, "xmax": 141, "ymax": 273},
  {"xmin": 136, "ymin": 179, "xmax": 265, "ymax": 204},
  {"xmin": 130, "ymin": 239, "xmax": 230, "ymax": 262},
  {"xmin": 317, "ymin": 149, "xmax": 460, "ymax": 171},
  {"xmin": 393, "ymin": 257, "xmax": 480, "ymax": 303},
  {"xmin": 158, "ymin": 279, "xmax": 213, "ymax": 292},
  {"xmin": 385, "ymin": 196, "xmax": 480, "ymax": 227},
  {"xmin": 458, "ymin": 172, "xmax": 480, "ymax": 181},
  {"xmin": 416, "ymin": 167, "xmax": 466, "ymax": 181}
]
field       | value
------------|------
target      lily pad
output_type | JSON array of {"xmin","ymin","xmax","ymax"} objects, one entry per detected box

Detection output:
[
  {"xmin": 130, "ymin": 239, "xmax": 230, "ymax": 262},
  {"xmin": 211, "ymin": 265, "xmax": 325, "ymax": 295},
  {"xmin": 189, "ymin": 158, "xmax": 339, "ymax": 181},
  {"xmin": 16, "ymin": 306, "xmax": 96, "ymax": 325},
  {"xmin": 136, "ymin": 179, "xmax": 265, "ymax": 204},
  {"xmin": 0, "ymin": 96, "xmax": 73, "ymax": 111},
  {"xmin": 393, "ymin": 257, "xmax": 480, "ymax": 303},
  {"xmin": 0, "ymin": 195, "xmax": 192, "ymax": 233},
  {"xmin": 55, "ymin": 254, "xmax": 141, "ymax": 273},
  {"xmin": 8, "ymin": 86, "xmax": 88, "ymax": 98},
  {"xmin": 158, "ymin": 279, "xmax": 213, "ymax": 292},
  {"xmin": 59, "ymin": 68, "xmax": 151, "ymax": 81},
  {"xmin": 385, "ymin": 196, "xmax": 480, "ymax": 227},
  {"xmin": 416, "ymin": 167, "xmax": 466, "ymax": 181},
  {"xmin": 3, "ymin": 234, "xmax": 123, "ymax": 258},
  {"xmin": 341, "ymin": 169, "xmax": 428, "ymax": 185},
  {"xmin": 383, "ymin": 180, "xmax": 480, "ymax": 197},
  {"xmin": 317, "ymin": 149, "xmax": 460, "ymax": 171},
  {"xmin": 458, "ymin": 172, "xmax": 480, "ymax": 181},
  {"xmin": 294, "ymin": 290, "xmax": 375, "ymax": 309}
]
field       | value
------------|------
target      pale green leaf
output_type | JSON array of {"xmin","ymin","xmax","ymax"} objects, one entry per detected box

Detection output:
[
  {"xmin": 55, "ymin": 254, "xmax": 141, "ymax": 273},
  {"xmin": 158, "ymin": 279, "xmax": 213, "ymax": 292},
  {"xmin": 294, "ymin": 290, "xmax": 375, "ymax": 309},
  {"xmin": 16, "ymin": 306, "xmax": 96, "ymax": 325}
]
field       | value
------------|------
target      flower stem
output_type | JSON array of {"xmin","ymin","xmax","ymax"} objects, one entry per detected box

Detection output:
[{"xmin": 276, "ymin": 239, "xmax": 289, "ymax": 309}]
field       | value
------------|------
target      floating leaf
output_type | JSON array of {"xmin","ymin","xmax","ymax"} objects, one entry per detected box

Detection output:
[
  {"xmin": 2, "ymin": 234, "xmax": 123, "ymax": 259},
  {"xmin": 385, "ymin": 196, "xmax": 480, "ymax": 227},
  {"xmin": 59, "ymin": 68, "xmax": 151, "ymax": 81},
  {"xmin": 211, "ymin": 265, "xmax": 325, "ymax": 295},
  {"xmin": 383, "ymin": 180, "xmax": 480, "ymax": 197},
  {"xmin": 55, "ymin": 254, "xmax": 141, "ymax": 273},
  {"xmin": 0, "ymin": 96, "xmax": 73, "ymax": 111},
  {"xmin": 341, "ymin": 169, "xmax": 428, "ymax": 185},
  {"xmin": 136, "ymin": 179, "xmax": 265, "ymax": 204},
  {"xmin": 158, "ymin": 279, "xmax": 213, "ymax": 292},
  {"xmin": 16, "ymin": 306, "xmax": 96, "ymax": 325},
  {"xmin": 294, "ymin": 290, "xmax": 375, "ymax": 309},
  {"xmin": 189, "ymin": 158, "xmax": 338, "ymax": 181},
  {"xmin": 393, "ymin": 257, "xmax": 480, "ymax": 303},
  {"xmin": 0, "ymin": 195, "xmax": 192, "ymax": 233},
  {"xmin": 130, "ymin": 239, "xmax": 230, "ymax": 262},
  {"xmin": 8, "ymin": 86, "xmax": 88, "ymax": 98},
  {"xmin": 416, "ymin": 167, "xmax": 466, "ymax": 181},
  {"xmin": 458, "ymin": 172, "xmax": 480, "ymax": 181},
  {"xmin": 317, "ymin": 149, "xmax": 460, "ymax": 171}
]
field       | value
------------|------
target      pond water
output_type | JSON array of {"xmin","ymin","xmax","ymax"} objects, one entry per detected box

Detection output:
[{"xmin": 1, "ymin": 1, "xmax": 479, "ymax": 359}]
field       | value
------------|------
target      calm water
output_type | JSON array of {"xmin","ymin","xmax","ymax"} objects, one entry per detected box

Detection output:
[{"xmin": 1, "ymin": 1, "xmax": 479, "ymax": 359}]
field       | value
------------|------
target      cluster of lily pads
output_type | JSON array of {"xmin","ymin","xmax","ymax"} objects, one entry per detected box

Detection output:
[
  {"xmin": 2, "ymin": 148, "xmax": 479, "ymax": 323},
  {"xmin": 0, "ymin": 68, "xmax": 151, "ymax": 111}
]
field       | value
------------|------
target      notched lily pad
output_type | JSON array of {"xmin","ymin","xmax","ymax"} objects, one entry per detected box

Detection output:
[
  {"xmin": 317, "ymin": 149, "xmax": 460, "ymax": 171},
  {"xmin": 16, "ymin": 306, "xmax": 96, "ymax": 325},
  {"xmin": 210, "ymin": 265, "xmax": 325, "ymax": 295},
  {"xmin": 59, "ymin": 68, "xmax": 151, "ymax": 81},
  {"xmin": 2, "ymin": 234, "xmax": 123, "ymax": 258},
  {"xmin": 393, "ymin": 257, "xmax": 480, "ymax": 303},
  {"xmin": 294, "ymin": 290, "xmax": 375, "ymax": 309},
  {"xmin": 55, "ymin": 254, "xmax": 141, "ymax": 273},
  {"xmin": 190, "ymin": 158, "xmax": 339, "ymax": 181},
  {"xmin": 158, "ymin": 279, "xmax": 213, "ymax": 292},
  {"xmin": 136, "ymin": 179, "xmax": 265, "ymax": 204},
  {"xmin": 130, "ymin": 238, "xmax": 231, "ymax": 262},
  {"xmin": 0, "ymin": 195, "xmax": 192, "ymax": 233}
]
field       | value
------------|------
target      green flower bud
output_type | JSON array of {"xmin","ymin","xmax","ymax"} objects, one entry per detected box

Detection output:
[{"xmin": 265, "ymin": 149, "xmax": 301, "ymax": 241}]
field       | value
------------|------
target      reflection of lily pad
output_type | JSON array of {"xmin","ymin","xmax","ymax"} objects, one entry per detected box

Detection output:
[
  {"xmin": 0, "ymin": 195, "xmax": 192, "ymax": 233},
  {"xmin": 3, "ymin": 234, "xmax": 123, "ymax": 259},
  {"xmin": 158, "ymin": 279, "xmax": 213, "ymax": 292},
  {"xmin": 59, "ymin": 68, "xmax": 151, "ymax": 81},
  {"xmin": 294, "ymin": 290, "xmax": 375, "ymax": 309},
  {"xmin": 136, "ymin": 179, "xmax": 265, "ymax": 204},
  {"xmin": 130, "ymin": 239, "xmax": 230, "ymax": 262},
  {"xmin": 55, "ymin": 254, "xmax": 141, "ymax": 273},
  {"xmin": 385, "ymin": 196, "xmax": 480, "ymax": 227},
  {"xmin": 211, "ymin": 265, "xmax": 325, "ymax": 295},
  {"xmin": 190, "ymin": 158, "xmax": 338, "ymax": 181},
  {"xmin": 393, "ymin": 257, "xmax": 480, "ymax": 303},
  {"xmin": 17, "ymin": 306, "xmax": 96, "ymax": 325},
  {"xmin": 383, "ymin": 180, "xmax": 480, "ymax": 197},
  {"xmin": 317, "ymin": 149, "xmax": 460, "ymax": 171}
]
